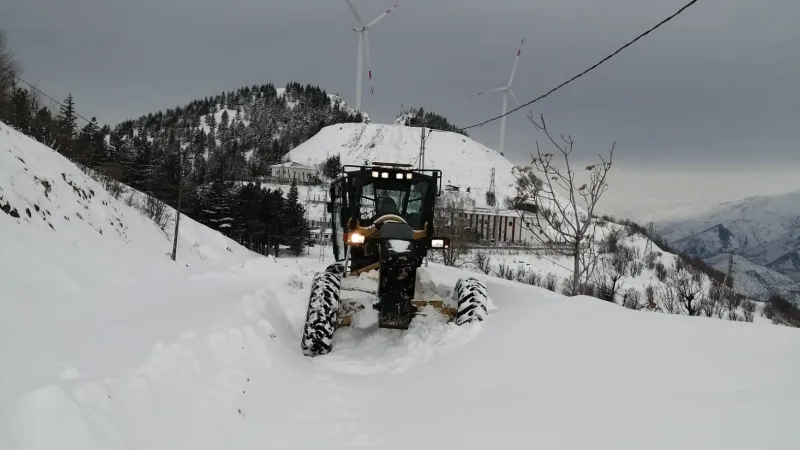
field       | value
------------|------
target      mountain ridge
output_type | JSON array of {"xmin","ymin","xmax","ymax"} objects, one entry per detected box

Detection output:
[{"xmin": 656, "ymin": 188, "xmax": 800, "ymax": 303}]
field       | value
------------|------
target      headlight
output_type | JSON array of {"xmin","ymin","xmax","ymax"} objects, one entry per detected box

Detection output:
[
  {"xmin": 348, "ymin": 232, "xmax": 365, "ymax": 244},
  {"xmin": 431, "ymin": 238, "xmax": 445, "ymax": 248}
]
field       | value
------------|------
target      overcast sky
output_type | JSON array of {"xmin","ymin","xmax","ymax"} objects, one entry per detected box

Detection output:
[{"xmin": 2, "ymin": 0, "xmax": 798, "ymax": 218}]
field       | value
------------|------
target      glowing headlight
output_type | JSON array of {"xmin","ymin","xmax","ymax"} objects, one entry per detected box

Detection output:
[
  {"xmin": 348, "ymin": 232, "xmax": 365, "ymax": 244},
  {"xmin": 431, "ymin": 238, "xmax": 445, "ymax": 248}
]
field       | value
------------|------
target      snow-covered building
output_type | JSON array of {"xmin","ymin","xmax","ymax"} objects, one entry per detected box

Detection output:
[
  {"xmin": 270, "ymin": 161, "xmax": 316, "ymax": 182},
  {"xmin": 462, "ymin": 208, "xmax": 546, "ymax": 246}
]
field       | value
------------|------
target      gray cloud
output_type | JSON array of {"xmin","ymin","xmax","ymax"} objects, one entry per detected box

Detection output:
[{"xmin": 2, "ymin": 0, "xmax": 798, "ymax": 169}]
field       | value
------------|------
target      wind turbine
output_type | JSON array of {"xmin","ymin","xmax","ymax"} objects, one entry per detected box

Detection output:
[
  {"xmin": 345, "ymin": 0, "xmax": 399, "ymax": 112},
  {"xmin": 469, "ymin": 38, "xmax": 524, "ymax": 155}
]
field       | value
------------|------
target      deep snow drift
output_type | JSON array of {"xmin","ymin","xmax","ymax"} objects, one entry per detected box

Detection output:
[{"xmin": 3, "ymin": 121, "xmax": 800, "ymax": 449}]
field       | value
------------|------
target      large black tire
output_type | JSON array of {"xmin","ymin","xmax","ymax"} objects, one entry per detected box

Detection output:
[
  {"xmin": 301, "ymin": 271, "xmax": 342, "ymax": 357},
  {"xmin": 453, "ymin": 277, "xmax": 489, "ymax": 325},
  {"xmin": 325, "ymin": 261, "xmax": 345, "ymax": 276}
]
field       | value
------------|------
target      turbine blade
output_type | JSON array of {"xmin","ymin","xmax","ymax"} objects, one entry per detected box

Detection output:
[
  {"xmin": 356, "ymin": 31, "xmax": 364, "ymax": 109},
  {"xmin": 508, "ymin": 89, "xmax": 521, "ymax": 106},
  {"xmin": 364, "ymin": 29, "xmax": 374, "ymax": 95},
  {"xmin": 468, "ymin": 86, "xmax": 505, "ymax": 97},
  {"xmin": 366, "ymin": 3, "xmax": 399, "ymax": 28},
  {"xmin": 507, "ymin": 37, "xmax": 524, "ymax": 86},
  {"xmin": 346, "ymin": 0, "xmax": 366, "ymax": 27}
]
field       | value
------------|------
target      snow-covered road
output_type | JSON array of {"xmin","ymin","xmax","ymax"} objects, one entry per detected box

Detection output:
[{"xmin": 5, "ymin": 248, "xmax": 800, "ymax": 450}]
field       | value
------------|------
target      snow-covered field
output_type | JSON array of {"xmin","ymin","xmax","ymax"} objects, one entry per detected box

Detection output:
[{"xmin": 3, "ymin": 121, "xmax": 800, "ymax": 449}]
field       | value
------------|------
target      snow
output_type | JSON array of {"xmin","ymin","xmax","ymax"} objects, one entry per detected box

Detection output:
[
  {"xmin": 387, "ymin": 239, "xmax": 411, "ymax": 253},
  {"xmin": 286, "ymin": 122, "xmax": 520, "ymax": 210},
  {"xmin": 3, "ymin": 121, "xmax": 800, "ymax": 449}
]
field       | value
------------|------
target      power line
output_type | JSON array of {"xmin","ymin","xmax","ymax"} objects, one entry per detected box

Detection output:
[
  {"xmin": 13, "ymin": 75, "xmax": 102, "ymax": 130},
  {"xmin": 460, "ymin": 0, "xmax": 700, "ymax": 132}
]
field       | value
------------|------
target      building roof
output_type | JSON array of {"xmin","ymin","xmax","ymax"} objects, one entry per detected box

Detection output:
[{"xmin": 270, "ymin": 161, "xmax": 314, "ymax": 170}]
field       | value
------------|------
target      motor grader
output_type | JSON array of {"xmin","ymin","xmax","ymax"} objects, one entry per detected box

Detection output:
[{"xmin": 300, "ymin": 162, "xmax": 489, "ymax": 357}]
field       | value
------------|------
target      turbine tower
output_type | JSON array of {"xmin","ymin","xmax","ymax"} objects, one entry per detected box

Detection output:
[
  {"xmin": 469, "ymin": 38, "xmax": 524, "ymax": 155},
  {"xmin": 345, "ymin": 0, "xmax": 399, "ymax": 112}
]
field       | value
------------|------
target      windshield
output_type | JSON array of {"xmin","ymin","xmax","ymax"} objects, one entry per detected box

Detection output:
[{"xmin": 358, "ymin": 179, "xmax": 429, "ymax": 228}]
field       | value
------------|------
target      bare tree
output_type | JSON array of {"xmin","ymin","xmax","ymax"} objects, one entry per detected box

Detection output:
[
  {"xmin": 741, "ymin": 298, "xmax": 756, "ymax": 322},
  {"xmin": 511, "ymin": 113, "xmax": 614, "ymax": 295},
  {"xmin": 594, "ymin": 246, "xmax": 631, "ymax": 303},
  {"xmin": 656, "ymin": 283, "xmax": 680, "ymax": 314},
  {"xmin": 666, "ymin": 259, "xmax": 705, "ymax": 316},
  {"xmin": 433, "ymin": 190, "xmax": 477, "ymax": 266},
  {"xmin": 0, "ymin": 29, "xmax": 21, "ymax": 118},
  {"xmin": 702, "ymin": 282, "xmax": 725, "ymax": 319}
]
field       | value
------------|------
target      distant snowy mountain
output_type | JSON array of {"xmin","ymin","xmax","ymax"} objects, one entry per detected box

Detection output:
[
  {"xmin": 286, "ymin": 122, "xmax": 518, "ymax": 210},
  {"xmin": 656, "ymin": 189, "xmax": 800, "ymax": 302}
]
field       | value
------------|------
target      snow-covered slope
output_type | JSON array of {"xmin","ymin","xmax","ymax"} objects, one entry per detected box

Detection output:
[
  {"xmin": 4, "ymin": 121, "xmax": 800, "ymax": 449},
  {"xmin": 656, "ymin": 189, "xmax": 800, "ymax": 301},
  {"xmin": 285, "ymin": 122, "xmax": 519, "ymax": 209},
  {"xmin": 0, "ymin": 121, "xmax": 263, "ymax": 442},
  {"xmin": 705, "ymin": 253, "xmax": 800, "ymax": 303}
]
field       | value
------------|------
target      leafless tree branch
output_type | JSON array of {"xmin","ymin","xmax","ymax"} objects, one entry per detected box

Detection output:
[{"xmin": 510, "ymin": 112, "xmax": 615, "ymax": 294}]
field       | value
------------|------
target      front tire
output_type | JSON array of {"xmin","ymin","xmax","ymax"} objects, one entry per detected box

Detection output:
[
  {"xmin": 301, "ymin": 271, "xmax": 342, "ymax": 357},
  {"xmin": 453, "ymin": 277, "xmax": 489, "ymax": 325}
]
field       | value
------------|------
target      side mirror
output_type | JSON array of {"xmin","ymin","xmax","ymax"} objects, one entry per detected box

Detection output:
[{"xmin": 428, "ymin": 236, "xmax": 451, "ymax": 250}]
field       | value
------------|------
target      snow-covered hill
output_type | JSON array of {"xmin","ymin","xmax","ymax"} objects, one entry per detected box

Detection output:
[
  {"xmin": 0, "ymin": 120, "xmax": 263, "ymax": 441},
  {"xmin": 656, "ymin": 189, "xmax": 800, "ymax": 301},
  {"xmin": 286, "ymin": 122, "xmax": 519, "ymax": 210},
  {"xmin": 705, "ymin": 253, "xmax": 800, "ymax": 303},
  {"xmin": 4, "ymin": 120, "xmax": 800, "ymax": 449}
]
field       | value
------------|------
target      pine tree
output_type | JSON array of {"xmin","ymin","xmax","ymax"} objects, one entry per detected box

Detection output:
[
  {"xmin": 283, "ymin": 180, "xmax": 308, "ymax": 256},
  {"xmin": 56, "ymin": 93, "xmax": 77, "ymax": 155}
]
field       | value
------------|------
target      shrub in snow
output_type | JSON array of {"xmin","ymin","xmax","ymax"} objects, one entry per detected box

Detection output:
[
  {"xmin": 654, "ymin": 262, "xmax": 667, "ymax": 282},
  {"xmin": 644, "ymin": 284, "xmax": 657, "ymax": 310},
  {"xmin": 763, "ymin": 294, "xmax": 800, "ymax": 327},
  {"xmin": 495, "ymin": 263, "xmax": 515, "ymax": 281},
  {"xmin": 622, "ymin": 288, "xmax": 642, "ymax": 310},
  {"xmin": 741, "ymin": 298, "xmax": 757, "ymax": 323},
  {"xmin": 524, "ymin": 271, "xmax": 541, "ymax": 287},
  {"xmin": 543, "ymin": 273, "xmax": 559, "ymax": 292},
  {"xmin": 474, "ymin": 251, "xmax": 492, "ymax": 275}
]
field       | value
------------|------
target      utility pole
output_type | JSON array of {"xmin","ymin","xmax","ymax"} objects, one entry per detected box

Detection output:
[
  {"xmin": 319, "ymin": 188, "xmax": 328, "ymax": 263},
  {"xmin": 418, "ymin": 125, "xmax": 426, "ymax": 170},
  {"xmin": 171, "ymin": 144, "xmax": 184, "ymax": 262},
  {"xmin": 718, "ymin": 251, "xmax": 735, "ymax": 304},
  {"xmin": 644, "ymin": 222, "xmax": 654, "ymax": 257}
]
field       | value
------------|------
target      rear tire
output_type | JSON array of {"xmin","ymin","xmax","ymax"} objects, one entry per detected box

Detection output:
[
  {"xmin": 301, "ymin": 271, "xmax": 342, "ymax": 357},
  {"xmin": 453, "ymin": 277, "xmax": 489, "ymax": 325}
]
